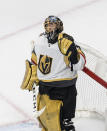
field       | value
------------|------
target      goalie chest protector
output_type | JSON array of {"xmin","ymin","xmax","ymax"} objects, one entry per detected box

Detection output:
[{"xmin": 33, "ymin": 35, "xmax": 78, "ymax": 82}]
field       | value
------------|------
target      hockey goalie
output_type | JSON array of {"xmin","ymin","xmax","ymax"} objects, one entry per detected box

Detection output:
[{"xmin": 20, "ymin": 15, "xmax": 86, "ymax": 131}]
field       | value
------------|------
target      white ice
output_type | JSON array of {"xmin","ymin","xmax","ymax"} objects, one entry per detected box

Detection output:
[{"xmin": 0, "ymin": 0, "xmax": 107, "ymax": 130}]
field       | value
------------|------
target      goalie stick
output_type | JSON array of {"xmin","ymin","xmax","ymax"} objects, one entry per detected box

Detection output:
[
  {"xmin": 30, "ymin": 41, "xmax": 46, "ymax": 118},
  {"xmin": 30, "ymin": 41, "xmax": 45, "ymax": 117},
  {"xmin": 32, "ymin": 83, "xmax": 46, "ymax": 117}
]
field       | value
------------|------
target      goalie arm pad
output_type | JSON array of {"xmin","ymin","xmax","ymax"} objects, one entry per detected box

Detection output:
[
  {"xmin": 58, "ymin": 33, "xmax": 79, "ymax": 64},
  {"xmin": 21, "ymin": 52, "xmax": 39, "ymax": 91}
]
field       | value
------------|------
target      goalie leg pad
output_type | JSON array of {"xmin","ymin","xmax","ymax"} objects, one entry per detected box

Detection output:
[
  {"xmin": 37, "ymin": 93, "xmax": 63, "ymax": 131},
  {"xmin": 41, "ymin": 128, "xmax": 47, "ymax": 131}
]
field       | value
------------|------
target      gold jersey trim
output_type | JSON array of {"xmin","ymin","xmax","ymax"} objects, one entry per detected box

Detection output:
[{"xmin": 40, "ymin": 75, "xmax": 78, "ymax": 82}]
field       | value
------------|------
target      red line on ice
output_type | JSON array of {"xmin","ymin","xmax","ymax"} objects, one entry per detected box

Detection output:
[
  {"xmin": 0, "ymin": 0, "xmax": 102, "ymax": 41},
  {"xmin": 0, "ymin": 93, "xmax": 30, "ymax": 118},
  {"xmin": 0, "ymin": 93, "xmax": 37, "ymax": 127}
]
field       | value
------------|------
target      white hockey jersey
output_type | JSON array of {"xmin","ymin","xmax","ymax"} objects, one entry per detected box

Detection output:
[{"xmin": 33, "ymin": 34, "xmax": 85, "ymax": 87}]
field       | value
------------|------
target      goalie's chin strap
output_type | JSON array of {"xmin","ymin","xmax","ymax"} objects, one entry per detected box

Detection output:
[{"xmin": 32, "ymin": 83, "xmax": 46, "ymax": 117}]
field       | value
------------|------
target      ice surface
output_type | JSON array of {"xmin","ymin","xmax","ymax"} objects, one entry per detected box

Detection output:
[
  {"xmin": 0, "ymin": 121, "xmax": 41, "ymax": 131},
  {"xmin": 0, "ymin": 0, "xmax": 107, "ymax": 130}
]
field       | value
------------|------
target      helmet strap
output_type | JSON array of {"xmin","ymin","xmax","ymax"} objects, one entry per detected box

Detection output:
[{"xmin": 46, "ymin": 30, "xmax": 58, "ymax": 44}]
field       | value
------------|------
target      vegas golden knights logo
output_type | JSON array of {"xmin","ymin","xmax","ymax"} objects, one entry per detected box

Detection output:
[{"xmin": 38, "ymin": 55, "xmax": 53, "ymax": 74}]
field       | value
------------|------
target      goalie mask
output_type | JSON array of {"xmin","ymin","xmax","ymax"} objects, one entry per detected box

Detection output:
[{"xmin": 44, "ymin": 16, "xmax": 63, "ymax": 44}]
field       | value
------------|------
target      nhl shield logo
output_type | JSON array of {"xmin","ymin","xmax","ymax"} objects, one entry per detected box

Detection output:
[{"xmin": 38, "ymin": 55, "xmax": 53, "ymax": 74}]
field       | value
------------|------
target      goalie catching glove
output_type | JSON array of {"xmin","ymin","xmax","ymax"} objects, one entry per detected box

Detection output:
[
  {"xmin": 58, "ymin": 33, "xmax": 80, "ymax": 65},
  {"xmin": 20, "ymin": 60, "xmax": 39, "ymax": 91}
]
